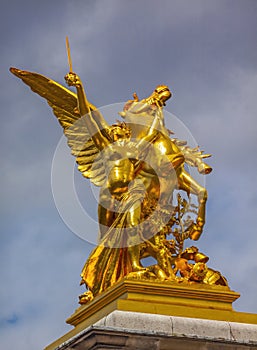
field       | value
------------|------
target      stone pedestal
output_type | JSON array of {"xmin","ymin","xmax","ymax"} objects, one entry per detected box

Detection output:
[
  {"xmin": 45, "ymin": 279, "xmax": 257, "ymax": 349},
  {"xmin": 47, "ymin": 310, "xmax": 257, "ymax": 349}
]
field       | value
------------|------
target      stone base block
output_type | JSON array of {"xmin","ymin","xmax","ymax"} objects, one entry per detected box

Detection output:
[{"xmin": 47, "ymin": 310, "xmax": 257, "ymax": 349}]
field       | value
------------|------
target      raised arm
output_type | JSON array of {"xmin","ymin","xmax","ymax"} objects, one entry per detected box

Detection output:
[
  {"xmin": 65, "ymin": 72, "xmax": 90, "ymax": 115},
  {"xmin": 65, "ymin": 72, "xmax": 110, "ymax": 150}
]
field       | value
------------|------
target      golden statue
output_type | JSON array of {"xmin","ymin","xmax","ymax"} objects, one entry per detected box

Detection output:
[{"xmin": 10, "ymin": 46, "xmax": 227, "ymax": 305}]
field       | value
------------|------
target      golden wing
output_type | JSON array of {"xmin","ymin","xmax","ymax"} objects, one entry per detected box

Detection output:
[{"xmin": 10, "ymin": 67, "xmax": 106, "ymax": 186}]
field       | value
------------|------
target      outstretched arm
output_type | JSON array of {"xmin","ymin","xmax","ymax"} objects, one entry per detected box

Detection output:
[
  {"xmin": 65, "ymin": 72, "xmax": 90, "ymax": 116},
  {"xmin": 65, "ymin": 72, "xmax": 110, "ymax": 150}
]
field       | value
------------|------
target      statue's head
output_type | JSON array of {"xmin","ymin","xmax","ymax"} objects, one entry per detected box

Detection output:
[
  {"xmin": 110, "ymin": 122, "xmax": 131, "ymax": 141},
  {"xmin": 190, "ymin": 262, "xmax": 208, "ymax": 282},
  {"xmin": 153, "ymin": 85, "xmax": 172, "ymax": 106},
  {"xmin": 120, "ymin": 85, "xmax": 172, "ymax": 114}
]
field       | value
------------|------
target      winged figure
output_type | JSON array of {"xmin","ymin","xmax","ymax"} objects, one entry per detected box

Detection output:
[{"xmin": 11, "ymin": 67, "xmax": 226, "ymax": 304}]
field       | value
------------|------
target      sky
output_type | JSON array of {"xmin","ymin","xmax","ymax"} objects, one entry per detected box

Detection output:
[{"xmin": 1, "ymin": 0, "xmax": 257, "ymax": 348}]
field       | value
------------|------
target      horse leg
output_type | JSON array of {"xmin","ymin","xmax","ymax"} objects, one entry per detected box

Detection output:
[{"xmin": 177, "ymin": 170, "xmax": 208, "ymax": 240}]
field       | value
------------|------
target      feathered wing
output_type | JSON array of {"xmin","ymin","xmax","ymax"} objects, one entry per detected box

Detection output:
[{"xmin": 10, "ymin": 67, "xmax": 106, "ymax": 186}]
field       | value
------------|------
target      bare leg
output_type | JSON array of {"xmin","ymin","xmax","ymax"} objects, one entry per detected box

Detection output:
[{"xmin": 126, "ymin": 200, "xmax": 145, "ymax": 271}]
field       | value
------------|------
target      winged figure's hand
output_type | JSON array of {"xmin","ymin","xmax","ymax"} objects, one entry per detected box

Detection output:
[{"xmin": 65, "ymin": 72, "xmax": 82, "ymax": 87}]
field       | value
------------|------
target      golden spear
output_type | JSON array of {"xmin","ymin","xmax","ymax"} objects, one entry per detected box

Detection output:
[{"xmin": 65, "ymin": 36, "xmax": 73, "ymax": 72}]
